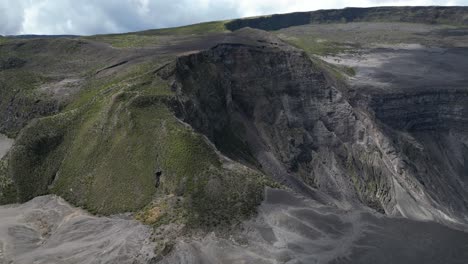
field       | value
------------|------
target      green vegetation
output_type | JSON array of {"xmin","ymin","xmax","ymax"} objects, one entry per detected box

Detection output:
[
  {"xmin": 346, "ymin": 147, "xmax": 386, "ymax": 212},
  {"xmin": 1, "ymin": 61, "xmax": 170, "ymax": 213},
  {"xmin": 306, "ymin": 55, "xmax": 356, "ymax": 83},
  {"xmin": 281, "ymin": 35, "xmax": 357, "ymax": 56},
  {"xmin": 0, "ymin": 37, "xmax": 144, "ymax": 137},
  {"xmin": 7, "ymin": 110, "xmax": 77, "ymax": 201},
  {"xmin": 0, "ymin": 158, "xmax": 16, "ymax": 203},
  {"xmin": 1, "ymin": 58, "xmax": 274, "ymax": 228},
  {"xmin": 53, "ymin": 98, "xmax": 165, "ymax": 214},
  {"xmin": 139, "ymin": 21, "xmax": 228, "ymax": 36},
  {"xmin": 85, "ymin": 34, "xmax": 165, "ymax": 48},
  {"xmin": 87, "ymin": 21, "xmax": 228, "ymax": 48},
  {"xmin": 0, "ymin": 69, "xmax": 57, "ymax": 137},
  {"xmin": 0, "ymin": 36, "xmax": 9, "ymax": 44},
  {"xmin": 45, "ymin": 62, "xmax": 176, "ymax": 214},
  {"xmin": 0, "ymin": 69, "xmax": 50, "ymax": 92}
]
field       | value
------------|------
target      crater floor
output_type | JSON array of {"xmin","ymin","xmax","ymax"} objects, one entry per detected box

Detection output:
[{"xmin": 161, "ymin": 188, "xmax": 468, "ymax": 264}]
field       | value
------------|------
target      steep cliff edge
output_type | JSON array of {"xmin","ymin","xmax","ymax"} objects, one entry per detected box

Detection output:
[
  {"xmin": 226, "ymin": 6, "xmax": 468, "ymax": 31},
  {"xmin": 165, "ymin": 29, "xmax": 468, "ymax": 228}
]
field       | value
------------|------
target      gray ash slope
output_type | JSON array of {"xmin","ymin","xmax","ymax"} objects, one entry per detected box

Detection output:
[
  {"xmin": 161, "ymin": 188, "xmax": 468, "ymax": 264},
  {"xmin": 0, "ymin": 196, "xmax": 157, "ymax": 264}
]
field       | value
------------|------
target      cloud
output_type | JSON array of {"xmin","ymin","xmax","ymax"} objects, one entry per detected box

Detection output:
[
  {"xmin": 0, "ymin": 0, "xmax": 466, "ymax": 35},
  {"xmin": 0, "ymin": 1, "xmax": 26, "ymax": 35}
]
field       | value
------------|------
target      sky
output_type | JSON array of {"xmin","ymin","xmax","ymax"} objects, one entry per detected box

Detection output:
[{"xmin": 1, "ymin": 0, "xmax": 467, "ymax": 36}]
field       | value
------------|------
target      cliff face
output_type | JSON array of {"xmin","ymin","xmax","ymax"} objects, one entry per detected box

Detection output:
[
  {"xmin": 170, "ymin": 41, "xmax": 363, "ymax": 205},
  {"xmin": 361, "ymin": 89, "xmax": 468, "ymax": 222},
  {"xmin": 167, "ymin": 31, "xmax": 468, "ymax": 227},
  {"xmin": 226, "ymin": 6, "xmax": 468, "ymax": 31},
  {"xmin": 369, "ymin": 90, "xmax": 468, "ymax": 131}
]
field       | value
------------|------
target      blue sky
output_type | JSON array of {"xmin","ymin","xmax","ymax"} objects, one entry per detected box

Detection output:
[{"xmin": 1, "ymin": 0, "xmax": 467, "ymax": 35}]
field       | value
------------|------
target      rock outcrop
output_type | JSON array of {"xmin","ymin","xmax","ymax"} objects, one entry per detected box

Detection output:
[{"xmin": 166, "ymin": 30, "xmax": 468, "ymax": 228}]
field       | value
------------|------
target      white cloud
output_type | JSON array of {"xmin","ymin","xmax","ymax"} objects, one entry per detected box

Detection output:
[{"xmin": 0, "ymin": 0, "xmax": 466, "ymax": 35}]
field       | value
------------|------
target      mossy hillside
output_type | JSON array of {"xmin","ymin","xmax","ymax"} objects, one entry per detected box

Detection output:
[
  {"xmin": 52, "ymin": 96, "xmax": 165, "ymax": 214},
  {"xmin": 85, "ymin": 34, "xmax": 166, "ymax": 49},
  {"xmin": 1, "ymin": 61, "xmax": 168, "ymax": 212},
  {"xmin": 138, "ymin": 21, "xmax": 228, "ymax": 36},
  {"xmin": 0, "ymin": 158, "xmax": 16, "ymax": 204},
  {"xmin": 49, "ymin": 63, "xmax": 175, "ymax": 214},
  {"xmin": 7, "ymin": 110, "xmax": 78, "ymax": 201},
  {"xmin": 186, "ymin": 167, "xmax": 272, "ymax": 228},
  {"xmin": 282, "ymin": 35, "xmax": 356, "ymax": 56},
  {"xmin": 0, "ymin": 69, "xmax": 50, "ymax": 91},
  {"xmin": 61, "ymin": 86, "xmax": 271, "ymax": 221},
  {"xmin": 306, "ymin": 55, "xmax": 356, "ymax": 85},
  {"xmin": 87, "ymin": 21, "xmax": 228, "ymax": 48},
  {"xmin": 64, "ymin": 59, "xmax": 174, "ymax": 110},
  {"xmin": 2, "ymin": 59, "xmax": 273, "ymax": 226},
  {"xmin": 277, "ymin": 33, "xmax": 358, "ymax": 80},
  {"xmin": 1, "ymin": 38, "xmax": 108, "ymax": 76},
  {"xmin": 131, "ymin": 95, "xmax": 274, "ymax": 228},
  {"xmin": 0, "ymin": 69, "xmax": 58, "ymax": 137},
  {"xmin": 137, "ymin": 164, "xmax": 274, "ymax": 229},
  {"xmin": 0, "ymin": 37, "xmax": 133, "ymax": 137}
]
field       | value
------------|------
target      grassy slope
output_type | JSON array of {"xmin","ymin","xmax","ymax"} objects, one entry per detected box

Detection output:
[
  {"xmin": 281, "ymin": 35, "xmax": 356, "ymax": 56},
  {"xmin": 0, "ymin": 38, "xmax": 115, "ymax": 137},
  {"xmin": 139, "ymin": 21, "xmax": 228, "ymax": 35},
  {"xmin": 85, "ymin": 21, "xmax": 228, "ymax": 48},
  {"xmin": 1, "ymin": 53, "xmax": 273, "ymax": 229}
]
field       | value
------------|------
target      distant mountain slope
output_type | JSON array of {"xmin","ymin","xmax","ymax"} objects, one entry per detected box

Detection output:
[
  {"xmin": 226, "ymin": 6, "xmax": 468, "ymax": 31},
  {"xmin": 10, "ymin": 35, "xmax": 80, "ymax": 39}
]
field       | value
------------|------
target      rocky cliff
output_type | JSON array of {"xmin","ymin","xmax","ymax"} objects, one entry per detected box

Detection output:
[
  {"xmin": 226, "ymin": 6, "xmax": 468, "ymax": 31},
  {"xmin": 165, "ymin": 29, "xmax": 468, "ymax": 228}
]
